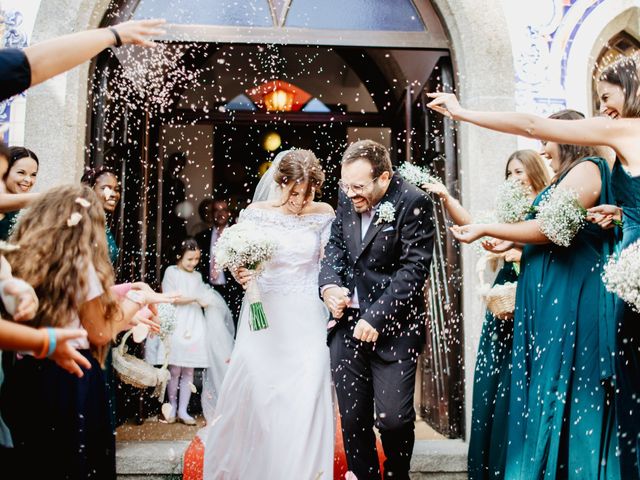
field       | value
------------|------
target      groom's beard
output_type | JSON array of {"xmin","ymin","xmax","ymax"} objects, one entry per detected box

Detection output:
[{"xmin": 350, "ymin": 185, "xmax": 386, "ymax": 213}]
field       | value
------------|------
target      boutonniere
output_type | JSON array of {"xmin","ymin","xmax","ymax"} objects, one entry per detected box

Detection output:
[{"xmin": 375, "ymin": 202, "xmax": 395, "ymax": 225}]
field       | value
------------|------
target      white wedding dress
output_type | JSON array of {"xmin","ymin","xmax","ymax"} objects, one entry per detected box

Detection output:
[{"xmin": 200, "ymin": 206, "xmax": 335, "ymax": 480}]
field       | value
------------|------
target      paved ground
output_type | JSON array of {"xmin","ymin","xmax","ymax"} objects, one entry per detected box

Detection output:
[{"xmin": 116, "ymin": 415, "xmax": 445, "ymax": 442}]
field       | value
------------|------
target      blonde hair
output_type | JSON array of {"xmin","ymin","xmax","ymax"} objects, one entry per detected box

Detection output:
[
  {"xmin": 6, "ymin": 184, "xmax": 120, "ymax": 356},
  {"xmin": 505, "ymin": 150, "xmax": 550, "ymax": 194}
]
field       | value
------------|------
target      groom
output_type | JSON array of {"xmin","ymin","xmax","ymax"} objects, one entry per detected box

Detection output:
[{"xmin": 320, "ymin": 139, "xmax": 435, "ymax": 480}]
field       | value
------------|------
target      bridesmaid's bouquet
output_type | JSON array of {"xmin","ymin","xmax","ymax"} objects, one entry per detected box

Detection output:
[
  {"xmin": 603, "ymin": 240, "xmax": 640, "ymax": 312},
  {"xmin": 398, "ymin": 162, "xmax": 442, "ymax": 186},
  {"xmin": 535, "ymin": 186, "xmax": 587, "ymax": 247},
  {"xmin": 215, "ymin": 221, "xmax": 277, "ymax": 331},
  {"xmin": 495, "ymin": 179, "xmax": 534, "ymax": 223},
  {"xmin": 157, "ymin": 303, "xmax": 177, "ymax": 344}
]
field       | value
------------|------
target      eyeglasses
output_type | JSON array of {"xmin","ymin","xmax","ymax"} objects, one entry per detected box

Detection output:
[{"xmin": 338, "ymin": 177, "xmax": 379, "ymax": 195}]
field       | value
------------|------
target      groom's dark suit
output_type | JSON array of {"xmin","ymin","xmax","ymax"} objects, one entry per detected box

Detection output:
[{"xmin": 320, "ymin": 173, "xmax": 435, "ymax": 479}]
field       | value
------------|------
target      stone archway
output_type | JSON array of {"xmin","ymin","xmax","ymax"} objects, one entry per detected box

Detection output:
[{"xmin": 26, "ymin": 0, "xmax": 518, "ymax": 447}]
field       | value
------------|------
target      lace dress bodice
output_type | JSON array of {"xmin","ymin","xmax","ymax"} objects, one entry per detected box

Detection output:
[{"xmin": 238, "ymin": 208, "xmax": 334, "ymax": 295}]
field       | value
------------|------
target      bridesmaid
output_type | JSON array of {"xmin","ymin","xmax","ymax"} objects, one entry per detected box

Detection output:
[
  {"xmin": 81, "ymin": 166, "xmax": 122, "ymax": 430},
  {"xmin": 432, "ymin": 108, "xmax": 619, "ymax": 479},
  {"xmin": 0, "ymin": 147, "xmax": 41, "ymax": 239},
  {"xmin": 587, "ymin": 56, "xmax": 640, "ymax": 480},
  {"xmin": 427, "ymin": 62, "xmax": 640, "ymax": 477},
  {"xmin": 424, "ymin": 150, "xmax": 549, "ymax": 479},
  {"xmin": 81, "ymin": 166, "xmax": 121, "ymax": 266}
]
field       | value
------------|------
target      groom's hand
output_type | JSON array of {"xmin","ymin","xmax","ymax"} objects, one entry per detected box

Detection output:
[
  {"xmin": 353, "ymin": 319, "xmax": 378, "ymax": 343},
  {"xmin": 322, "ymin": 286, "xmax": 350, "ymax": 319}
]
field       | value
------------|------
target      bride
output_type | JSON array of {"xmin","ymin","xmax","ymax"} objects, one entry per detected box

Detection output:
[{"xmin": 199, "ymin": 149, "xmax": 335, "ymax": 479}]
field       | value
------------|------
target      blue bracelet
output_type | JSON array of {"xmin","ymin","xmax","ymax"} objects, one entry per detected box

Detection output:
[{"xmin": 46, "ymin": 328, "xmax": 57, "ymax": 357}]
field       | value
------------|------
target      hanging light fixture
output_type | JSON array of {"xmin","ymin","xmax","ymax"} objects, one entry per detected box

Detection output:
[
  {"xmin": 247, "ymin": 80, "xmax": 311, "ymax": 112},
  {"xmin": 263, "ymin": 89, "xmax": 294, "ymax": 112}
]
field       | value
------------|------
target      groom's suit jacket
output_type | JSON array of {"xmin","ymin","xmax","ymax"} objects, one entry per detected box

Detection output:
[{"xmin": 319, "ymin": 173, "xmax": 435, "ymax": 360}]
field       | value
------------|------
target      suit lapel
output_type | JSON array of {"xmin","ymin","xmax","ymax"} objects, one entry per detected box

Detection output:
[{"xmin": 356, "ymin": 173, "xmax": 403, "ymax": 260}]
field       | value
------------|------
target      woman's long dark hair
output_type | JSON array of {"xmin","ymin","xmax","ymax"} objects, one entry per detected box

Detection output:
[
  {"xmin": 599, "ymin": 54, "xmax": 640, "ymax": 118},
  {"xmin": 549, "ymin": 110, "xmax": 600, "ymax": 182}
]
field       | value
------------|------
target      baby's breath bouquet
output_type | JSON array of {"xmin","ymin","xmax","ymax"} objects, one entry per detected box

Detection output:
[
  {"xmin": 398, "ymin": 162, "xmax": 442, "ymax": 187},
  {"xmin": 603, "ymin": 240, "xmax": 640, "ymax": 312},
  {"xmin": 535, "ymin": 186, "xmax": 587, "ymax": 247},
  {"xmin": 495, "ymin": 179, "xmax": 534, "ymax": 223},
  {"xmin": 215, "ymin": 221, "xmax": 277, "ymax": 331},
  {"xmin": 156, "ymin": 303, "xmax": 177, "ymax": 343}
]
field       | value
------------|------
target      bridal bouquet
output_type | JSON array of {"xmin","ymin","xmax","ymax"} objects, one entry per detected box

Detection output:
[
  {"xmin": 535, "ymin": 186, "xmax": 587, "ymax": 247},
  {"xmin": 603, "ymin": 240, "xmax": 640, "ymax": 312},
  {"xmin": 215, "ymin": 221, "xmax": 277, "ymax": 331},
  {"xmin": 398, "ymin": 162, "xmax": 442, "ymax": 186},
  {"xmin": 495, "ymin": 179, "xmax": 534, "ymax": 223}
]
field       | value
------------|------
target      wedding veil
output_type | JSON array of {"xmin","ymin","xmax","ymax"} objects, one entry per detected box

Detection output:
[{"xmin": 251, "ymin": 149, "xmax": 292, "ymax": 203}]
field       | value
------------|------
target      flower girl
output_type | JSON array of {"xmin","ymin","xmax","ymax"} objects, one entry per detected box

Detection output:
[{"xmin": 153, "ymin": 238, "xmax": 234, "ymax": 425}]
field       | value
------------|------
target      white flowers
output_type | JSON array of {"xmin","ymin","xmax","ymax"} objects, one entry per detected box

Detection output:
[
  {"xmin": 603, "ymin": 240, "xmax": 640, "ymax": 312},
  {"xmin": 75, "ymin": 197, "xmax": 91, "ymax": 208},
  {"xmin": 66, "ymin": 212, "xmax": 83, "ymax": 227},
  {"xmin": 215, "ymin": 220, "xmax": 277, "ymax": 271},
  {"xmin": 156, "ymin": 303, "xmax": 177, "ymax": 342},
  {"xmin": 215, "ymin": 219, "xmax": 277, "ymax": 331},
  {"xmin": 398, "ymin": 162, "xmax": 442, "ymax": 186},
  {"xmin": 375, "ymin": 202, "xmax": 396, "ymax": 225},
  {"xmin": 495, "ymin": 179, "xmax": 533, "ymax": 223},
  {"xmin": 535, "ymin": 186, "xmax": 587, "ymax": 247}
]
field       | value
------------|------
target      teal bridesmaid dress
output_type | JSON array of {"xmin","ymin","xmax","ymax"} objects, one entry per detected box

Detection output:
[
  {"xmin": 504, "ymin": 157, "xmax": 619, "ymax": 479},
  {"xmin": 468, "ymin": 261, "xmax": 518, "ymax": 479},
  {"xmin": 0, "ymin": 210, "xmax": 19, "ymax": 240},
  {"xmin": 106, "ymin": 225, "xmax": 119, "ymax": 266},
  {"xmin": 611, "ymin": 159, "xmax": 640, "ymax": 479}
]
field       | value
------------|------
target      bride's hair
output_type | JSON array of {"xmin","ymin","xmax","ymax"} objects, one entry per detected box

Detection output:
[{"xmin": 273, "ymin": 149, "xmax": 325, "ymax": 204}]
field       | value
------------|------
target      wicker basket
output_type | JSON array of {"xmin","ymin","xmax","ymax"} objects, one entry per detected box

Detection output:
[
  {"xmin": 485, "ymin": 282, "xmax": 517, "ymax": 320},
  {"xmin": 112, "ymin": 330, "xmax": 170, "ymax": 398}
]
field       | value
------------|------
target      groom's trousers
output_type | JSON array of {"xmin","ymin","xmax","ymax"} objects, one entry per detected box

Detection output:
[{"xmin": 330, "ymin": 310, "xmax": 418, "ymax": 480}]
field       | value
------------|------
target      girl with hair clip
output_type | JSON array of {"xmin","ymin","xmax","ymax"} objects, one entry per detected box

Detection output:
[
  {"xmin": 428, "ymin": 93, "xmax": 629, "ymax": 477},
  {"xmin": 425, "ymin": 149, "xmax": 550, "ymax": 480},
  {"xmin": 0, "ymin": 184, "xmax": 174, "ymax": 479},
  {"xmin": 0, "ymin": 141, "xmax": 88, "ymax": 457},
  {"xmin": 157, "ymin": 238, "xmax": 233, "ymax": 426}
]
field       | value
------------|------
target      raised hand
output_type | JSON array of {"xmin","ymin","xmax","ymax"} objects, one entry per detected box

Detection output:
[
  {"xmin": 450, "ymin": 224, "xmax": 485, "ymax": 244},
  {"xmin": 353, "ymin": 319, "xmax": 378, "ymax": 343},
  {"xmin": 586, "ymin": 204, "xmax": 622, "ymax": 229},
  {"xmin": 426, "ymin": 92, "xmax": 463, "ymax": 119},
  {"xmin": 422, "ymin": 181, "xmax": 449, "ymax": 199},
  {"xmin": 112, "ymin": 19, "xmax": 167, "ymax": 48}
]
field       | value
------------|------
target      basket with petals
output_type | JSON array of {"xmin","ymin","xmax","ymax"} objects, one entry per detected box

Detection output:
[
  {"xmin": 484, "ymin": 282, "xmax": 517, "ymax": 319},
  {"xmin": 112, "ymin": 304, "xmax": 176, "ymax": 398}
]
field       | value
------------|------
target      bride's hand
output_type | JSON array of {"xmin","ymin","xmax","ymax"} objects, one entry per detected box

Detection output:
[
  {"xmin": 426, "ymin": 92, "xmax": 463, "ymax": 120},
  {"xmin": 234, "ymin": 268, "xmax": 253, "ymax": 290}
]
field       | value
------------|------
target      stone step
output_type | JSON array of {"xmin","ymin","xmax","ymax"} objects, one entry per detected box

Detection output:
[{"xmin": 116, "ymin": 439, "xmax": 467, "ymax": 479}]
